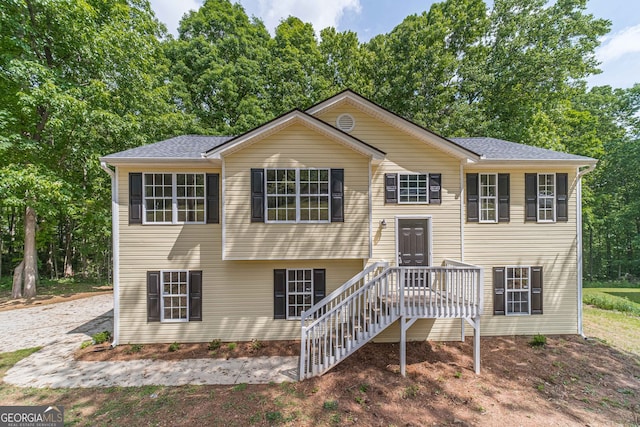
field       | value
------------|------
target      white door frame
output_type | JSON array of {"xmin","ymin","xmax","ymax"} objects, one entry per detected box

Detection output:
[{"xmin": 394, "ymin": 215, "xmax": 433, "ymax": 267}]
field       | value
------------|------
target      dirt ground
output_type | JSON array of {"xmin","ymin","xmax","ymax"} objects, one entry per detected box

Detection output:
[
  {"xmin": 74, "ymin": 335, "xmax": 640, "ymax": 426},
  {"xmin": 0, "ymin": 290, "xmax": 112, "ymax": 312}
]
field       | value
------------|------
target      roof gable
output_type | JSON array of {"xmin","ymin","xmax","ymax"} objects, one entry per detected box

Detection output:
[{"xmin": 205, "ymin": 109, "xmax": 386, "ymax": 162}]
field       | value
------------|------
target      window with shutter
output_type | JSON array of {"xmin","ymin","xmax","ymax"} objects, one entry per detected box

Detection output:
[
  {"xmin": 468, "ymin": 173, "xmax": 510, "ymax": 223},
  {"xmin": 493, "ymin": 266, "xmax": 543, "ymax": 316},
  {"xmin": 274, "ymin": 268, "xmax": 326, "ymax": 320},
  {"xmin": 525, "ymin": 173, "xmax": 567, "ymax": 223},
  {"xmin": 147, "ymin": 270, "xmax": 204, "ymax": 322},
  {"xmin": 129, "ymin": 173, "xmax": 143, "ymax": 224}
]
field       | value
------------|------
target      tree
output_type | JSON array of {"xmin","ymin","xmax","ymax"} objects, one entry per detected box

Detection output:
[{"xmin": 0, "ymin": 0, "xmax": 191, "ymax": 296}]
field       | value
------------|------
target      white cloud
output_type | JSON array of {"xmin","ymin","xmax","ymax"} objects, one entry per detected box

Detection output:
[
  {"xmin": 596, "ymin": 24, "xmax": 640, "ymax": 63},
  {"xmin": 150, "ymin": 0, "xmax": 202, "ymax": 36},
  {"xmin": 240, "ymin": 0, "xmax": 361, "ymax": 35}
]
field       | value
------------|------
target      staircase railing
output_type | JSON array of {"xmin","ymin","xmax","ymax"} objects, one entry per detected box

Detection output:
[{"xmin": 299, "ymin": 263, "xmax": 483, "ymax": 380}]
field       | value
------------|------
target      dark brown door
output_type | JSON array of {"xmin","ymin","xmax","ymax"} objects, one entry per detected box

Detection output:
[{"xmin": 398, "ymin": 219, "xmax": 429, "ymax": 266}]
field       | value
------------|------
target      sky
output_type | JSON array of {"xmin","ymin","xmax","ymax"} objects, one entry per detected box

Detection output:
[{"xmin": 149, "ymin": 0, "xmax": 640, "ymax": 89}]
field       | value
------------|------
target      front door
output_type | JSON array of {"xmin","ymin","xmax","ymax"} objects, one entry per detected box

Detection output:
[{"xmin": 397, "ymin": 219, "xmax": 430, "ymax": 266}]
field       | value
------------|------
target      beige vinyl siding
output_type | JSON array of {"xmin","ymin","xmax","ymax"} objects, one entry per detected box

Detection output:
[
  {"xmin": 223, "ymin": 122, "xmax": 370, "ymax": 260},
  {"xmin": 118, "ymin": 165, "xmax": 363, "ymax": 343},
  {"xmin": 316, "ymin": 104, "xmax": 463, "ymax": 266}
]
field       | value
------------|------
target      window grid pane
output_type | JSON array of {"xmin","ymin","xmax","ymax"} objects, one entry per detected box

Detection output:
[
  {"xmin": 161, "ymin": 270, "xmax": 188, "ymax": 321},
  {"xmin": 479, "ymin": 173, "xmax": 497, "ymax": 222},
  {"xmin": 506, "ymin": 267, "xmax": 530, "ymax": 315},
  {"xmin": 538, "ymin": 174, "xmax": 555, "ymax": 222},
  {"xmin": 286, "ymin": 268, "xmax": 313, "ymax": 319},
  {"xmin": 398, "ymin": 174, "xmax": 428, "ymax": 203},
  {"xmin": 299, "ymin": 169, "xmax": 329, "ymax": 221},
  {"xmin": 266, "ymin": 168, "xmax": 330, "ymax": 222},
  {"xmin": 144, "ymin": 173, "xmax": 173, "ymax": 223},
  {"xmin": 176, "ymin": 173, "xmax": 205, "ymax": 223}
]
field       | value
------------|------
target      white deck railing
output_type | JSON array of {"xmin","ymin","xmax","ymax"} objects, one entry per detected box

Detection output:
[{"xmin": 299, "ymin": 262, "xmax": 483, "ymax": 380}]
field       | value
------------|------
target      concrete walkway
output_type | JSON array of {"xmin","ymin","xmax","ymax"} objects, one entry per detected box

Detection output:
[{"xmin": 2, "ymin": 294, "xmax": 298, "ymax": 388}]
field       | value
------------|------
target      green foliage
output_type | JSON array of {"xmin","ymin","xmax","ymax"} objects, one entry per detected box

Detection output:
[
  {"xmin": 126, "ymin": 344, "xmax": 143, "ymax": 354},
  {"xmin": 322, "ymin": 400, "xmax": 338, "ymax": 410},
  {"xmin": 583, "ymin": 281, "xmax": 639, "ymax": 289},
  {"xmin": 232, "ymin": 383, "xmax": 247, "ymax": 392},
  {"xmin": 168, "ymin": 342, "xmax": 180, "ymax": 352},
  {"xmin": 227, "ymin": 342, "xmax": 237, "ymax": 351},
  {"xmin": 250, "ymin": 339, "xmax": 262, "ymax": 351},
  {"xmin": 0, "ymin": 347, "xmax": 41, "ymax": 375},
  {"xmin": 92, "ymin": 331, "xmax": 112, "ymax": 345},
  {"xmin": 265, "ymin": 411, "xmax": 283, "ymax": 423},
  {"xmin": 208, "ymin": 339, "xmax": 222, "ymax": 351},
  {"xmin": 583, "ymin": 289, "xmax": 640, "ymax": 316},
  {"xmin": 529, "ymin": 334, "xmax": 547, "ymax": 348},
  {"xmin": 80, "ymin": 340, "xmax": 93, "ymax": 349},
  {"xmin": 402, "ymin": 384, "xmax": 420, "ymax": 399}
]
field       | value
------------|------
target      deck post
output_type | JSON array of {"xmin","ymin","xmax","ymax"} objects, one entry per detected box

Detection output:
[
  {"xmin": 400, "ymin": 317, "xmax": 407, "ymax": 377},
  {"xmin": 473, "ymin": 316, "xmax": 480, "ymax": 374},
  {"xmin": 460, "ymin": 318, "xmax": 465, "ymax": 342},
  {"xmin": 299, "ymin": 317, "xmax": 306, "ymax": 380}
]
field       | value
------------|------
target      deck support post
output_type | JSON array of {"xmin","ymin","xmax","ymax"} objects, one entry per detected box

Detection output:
[
  {"xmin": 460, "ymin": 318, "xmax": 465, "ymax": 342},
  {"xmin": 473, "ymin": 316, "xmax": 480, "ymax": 374},
  {"xmin": 400, "ymin": 317, "xmax": 418, "ymax": 377}
]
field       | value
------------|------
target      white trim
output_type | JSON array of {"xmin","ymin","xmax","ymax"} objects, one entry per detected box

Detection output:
[
  {"xmin": 368, "ymin": 161, "xmax": 373, "ymax": 259},
  {"xmin": 576, "ymin": 164, "xmax": 596, "ymax": 335},
  {"xmin": 478, "ymin": 173, "xmax": 498, "ymax": 223},
  {"xmin": 459, "ymin": 163, "xmax": 465, "ymax": 261},
  {"xmin": 536, "ymin": 173, "xmax": 556, "ymax": 223},
  {"xmin": 221, "ymin": 159, "xmax": 227, "ymax": 261},
  {"xmin": 264, "ymin": 168, "xmax": 331, "ymax": 224},
  {"xmin": 504, "ymin": 266, "xmax": 532, "ymax": 316},
  {"xmin": 141, "ymin": 172, "xmax": 207, "ymax": 225},
  {"xmin": 159, "ymin": 270, "xmax": 190, "ymax": 323},
  {"xmin": 394, "ymin": 216, "xmax": 433, "ymax": 267},
  {"xmin": 100, "ymin": 162, "xmax": 120, "ymax": 346}
]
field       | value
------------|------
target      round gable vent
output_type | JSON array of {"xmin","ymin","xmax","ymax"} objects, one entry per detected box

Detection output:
[{"xmin": 336, "ymin": 113, "xmax": 355, "ymax": 132}]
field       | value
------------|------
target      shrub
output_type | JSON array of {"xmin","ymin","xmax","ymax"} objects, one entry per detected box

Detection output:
[
  {"xmin": 80, "ymin": 340, "xmax": 92, "ymax": 349},
  {"xmin": 530, "ymin": 334, "xmax": 547, "ymax": 347},
  {"xmin": 168, "ymin": 342, "xmax": 180, "ymax": 352},
  {"xmin": 250, "ymin": 339, "xmax": 262, "ymax": 351},
  {"xmin": 583, "ymin": 292, "xmax": 640, "ymax": 316},
  {"xmin": 91, "ymin": 331, "xmax": 111, "ymax": 345},
  {"xmin": 323, "ymin": 400, "xmax": 338, "ymax": 410},
  {"xmin": 208, "ymin": 339, "xmax": 222, "ymax": 351},
  {"xmin": 227, "ymin": 342, "xmax": 237, "ymax": 351},
  {"xmin": 126, "ymin": 344, "xmax": 143, "ymax": 354}
]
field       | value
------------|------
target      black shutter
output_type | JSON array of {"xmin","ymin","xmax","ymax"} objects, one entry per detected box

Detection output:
[
  {"xmin": 525, "ymin": 173, "xmax": 537, "ymax": 221},
  {"xmin": 498, "ymin": 173, "xmax": 510, "ymax": 222},
  {"xmin": 429, "ymin": 173, "xmax": 441, "ymax": 204},
  {"xmin": 556, "ymin": 173, "xmax": 568, "ymax": 222},
  {"xmin": 129, "ymin": 173, "xmax": 143, "ymax": 224},
  {"xmin": 466, "ymin": 173, "xmax": 479, "ymax": 222},
  {"xmin": 531, "ymin": 266, "xmax": 543, "ymax": 315},
  {"xmin": 189, "ymin": 270, "xmax": 203, "ymax": 321},
  {"xmin": 385, "ymin": 173, "xmax": 397, "ymax": 203},
  {"xmin": 274, "ymin": 269, "xmax": 286, "ymax": 319},
  {"xmin": 147, "ymin": 271, "xmax": 161, "ymax": 322},
  {"xmin": 313, "ymin": 269, "xmax": 326, "ymax": 305},
  {"xmin": 206, "ymin": 174, "xmax": 219, "ymax": 224},
  {"xmin": 493, "ymin": 267, "xmax": 506, "ymax": 315},
  {"xmin": 330, "ymin": 169, "xmax": 344, "ymax": 222},
  {"xmin": 251, "ymin": 169, "xmax": 265, "ymax": 222}
]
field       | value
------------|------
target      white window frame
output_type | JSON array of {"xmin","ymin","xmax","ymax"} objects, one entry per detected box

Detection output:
[
  {"xmin": 160, "ymin": 270, "xmax": 189, "ymax": 322},
  {"xmin": 479, "ymin": 173, "xmax": 498, "ymax": 223},
  {"xmin": 142, "ymin": 172, "xmax": 206, "ymax": 225},
  {"xmin": 505, "ymin": 266, "xmax": 531, "ymax": 316},
  {"xmin": 537, "ymin": 173, "xmax": 556, "ymax": 223},
  {"xmin": 397, "ymin": 173, "xmax": 429, "ymax": 204},
  {"xmin": 286, "ymin": 268, "xmax": 314, "ymax": 320},
  {"xmin": 265, "ymin": 168, "xmax": 330, "ymax": 224}
]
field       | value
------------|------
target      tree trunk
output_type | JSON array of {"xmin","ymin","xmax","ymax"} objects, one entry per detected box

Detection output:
[
  {"xmin": 63, "ymin": 223, "xmax": 74, "ymax": 277},
  {"xmin": 12, "ymin": 260, "xmax": 24, "ymax": 299},
  {"xmin": 23, "ymin": 206, "xmax": 37, "ymax": 298}
]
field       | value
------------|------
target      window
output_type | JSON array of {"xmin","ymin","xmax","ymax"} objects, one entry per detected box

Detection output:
[
  {"xmin": 493, "ymin": 266, "xmax": 542, "ymax": 316},
  {"xmin": 147, "ymin": 270, "xmax": 202, "ymax": 322},
  {"xmin": 525, "ymin": 173, "xmax": 568, "ymax": 223},
  {"xmin": 273, "ymin": 269, "xmax": 326, "ymax": 319},
  {"xmin": 385, "ymin": 173, "xmax": 442, "ymax": 205},
  {"xmin": 466, "ymin": 173, "xmax": 509, "ymax": 223},
  {"xmin": 537, "ymin": 173, "xmax": 555, "ymax": 222},
  {"xmin": 161, "ymin": 271, "xmax": 189, "ymax": 322},
  {"xmin": 479, "ymin": 173, "xmax": 497, "ymax": 222},
  {"xmin": 143, "ymin": 173, "xmax": 206, "ymax": 224},
  {"xmin": 399, "ymin": 174, "xmax": 428, "ymax": 203},
  {"xmin": 287, "ymin": 269, "xmax": 313, "ymax": 319},
  {"xmin": 265, "ymin": 168, "xmax": 330, "ymax": 223}
]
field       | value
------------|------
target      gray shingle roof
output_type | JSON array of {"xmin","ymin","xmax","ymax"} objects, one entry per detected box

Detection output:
[
  {"xmin": 450, "ymin": 137, "xmax": 594, "ymax": 161},
  {"xmin": 102, "ymin": 135, "xmax": 233, "ymax": 159}
]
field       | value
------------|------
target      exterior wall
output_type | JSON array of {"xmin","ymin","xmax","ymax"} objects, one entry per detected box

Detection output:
[
  {"xmin": 117, "ymin": 165, "xmax": 363, "ymax": 343},
  {"xmin": 223, "ymin": 122, "xmax": 370, "ymax": 260}
]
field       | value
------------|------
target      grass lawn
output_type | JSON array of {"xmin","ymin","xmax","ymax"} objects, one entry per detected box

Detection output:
[{"xmin": 0, "ymin": 277, "xmax": 111, "ymax": 304}]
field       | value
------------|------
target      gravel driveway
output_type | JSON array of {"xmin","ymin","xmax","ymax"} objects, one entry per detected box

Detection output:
[{"xmin": 0, "ymin": 294, "xmax": 113, "ymax": 353}]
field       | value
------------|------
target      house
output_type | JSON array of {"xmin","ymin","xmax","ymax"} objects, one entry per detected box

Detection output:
[{"xmin": 100, "ymin": 90, "xmax": 597, "ymax": 379}]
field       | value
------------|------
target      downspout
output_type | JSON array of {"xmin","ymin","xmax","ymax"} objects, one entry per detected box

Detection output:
[
  {"xmin": 576, "ymin": 164, "xmax": 596, "ymax": 337},
  {"xmin": 100, "ymin": 162, "xmax": 120, "ymax": 346}
]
